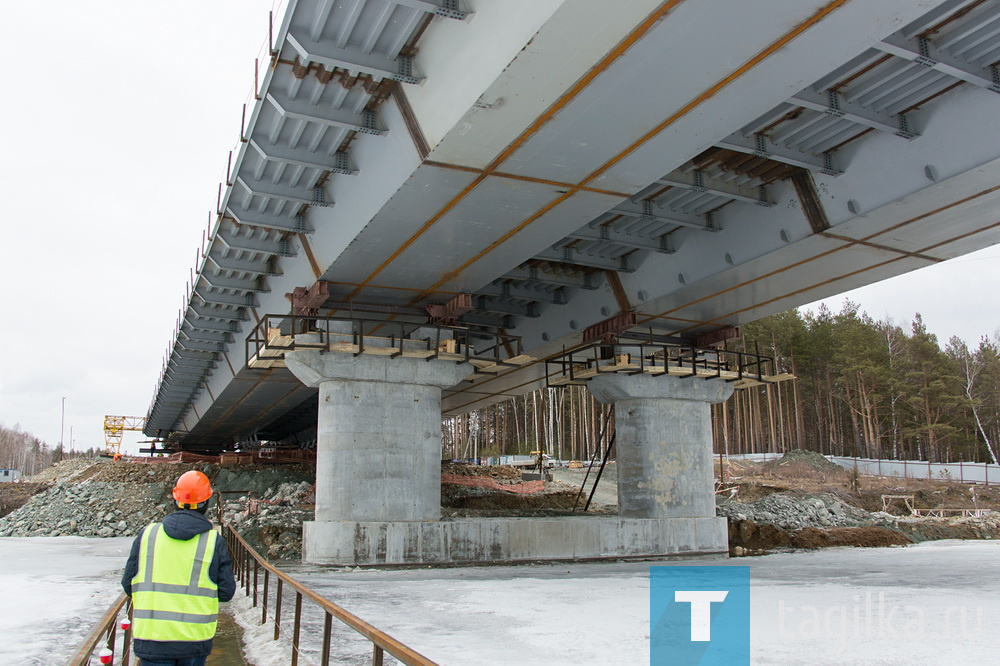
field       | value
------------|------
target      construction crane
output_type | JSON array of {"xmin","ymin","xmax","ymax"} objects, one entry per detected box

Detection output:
[{"xmin": 103, "ymin": 415, "xmax": 146, "ymax": 459}]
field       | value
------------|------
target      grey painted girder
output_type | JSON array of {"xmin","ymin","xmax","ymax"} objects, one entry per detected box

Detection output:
[
  {"xmin": 165, "ymin": 366, "xmax": 210, "ymax": 380},
  {"xmin": 173, "ymin": 346, "xmax": 220, "ymax": 359},
  {"xmin": 533, "ymin": 247, "xmax": 636, "ymax": 273},
  {"xmin": 193, "ymin": 288, "xmax": 257, "ymax": 309},
  {"xmin": 199, "ymin": 272, "xmax": 269, "ymax": 293},
  {"xmin": 501, "ymin": 266, "xmax": 601, "ymax": 291},
  {"xmin": 206, "ymin": 251, "xmax": 281, "ymax": 276},
  {"xmin": 226, "ymin": 206, "xmax": 311, "ymax": 234},
  {"xmin": 461, "ymin": 313, "xmax": 515, "ymax": 329},
  {"xmin": 611, "ymin": 201, "xmax": 720, "ymax": 233},
  {"xmin": 170, "ymin": 357, "xmax": 218, "ymax": 369},
  {"xmin": 652, "ymin": 171, "xmax": 774, "ymax": 207},
  {"xmin": 217, "ymin": 226, "xmax": 295, "ymax": 256},
  {"xmin": 235, "ymin": 176, "xmax": 330, "ymax": 208},
  {"xmin": 179, "ymin": 326, "xmax": 232, "ymax": 344},
  {"xmin": 176, "ymin": 338, "xmax": 226, "ymax": 353},
  {"xmin": 561, "ymin": 225, "xmax": 674, "ymax": 254},
  {"xmin": 161, "ymin": 377, "xmax": 203, "ymax": 389},
  {"xmin": 249, "ymin": 139, "xmax": 356, "ymax": 175},
  {"xmin": 188, "ymin": 302, "xmax": 247, "ymax": 322},
  {"xmin": 875, "ymin": 34, "xmax": 1000, "ymax": 94},
  {"xmin": 901, "ymin": 0, "xmax": 983, "ymax": 39},
  {"xmin": 266, "ymin": 92, "xmax": 387, "ymax": 135},
  {"xmin": 938, "ymin": 6, "xmax": 1000, "ymax": 57},
  {"xmin": 392, "ymin": 0, "xmax": 471, "ymax": 20},
  {"xmin": 716, "ymin": 133, "xmax": 841, "ymax": 175},
  {"xmin": 476, "ymin": 282, "xmax": 567, "ymax": 305},
  {"xmin": 286, "ymin": 31, "xmax": 424, "ymax": 84},
  {"xmin": 791, "ymin": 88, "xmax": 919, "ymax": 138},
  {"xmin": 473, "ymin": 297, "xmax": 540, "ymax": 318}
]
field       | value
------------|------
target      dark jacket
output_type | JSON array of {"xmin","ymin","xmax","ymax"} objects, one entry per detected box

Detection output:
[{"xmin": 121, "ymin": 509, "xmax": 236, "ymax": 660}]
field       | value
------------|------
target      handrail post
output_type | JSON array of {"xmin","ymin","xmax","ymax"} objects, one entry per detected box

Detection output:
[
  {"xmin": 106, "ymin": 622, "xmax": 117, "ymax": 664},
  {"xmin": 262, "ymin": 569, "xmax": 270, "ymax": 625},
  {"xmin": 123, "ymin": 602, "xmax": 133, "ymax": 665},
  {"xmin": 291, "ymin": 592, "xmax": 303, "ymax": 666},
  {"xmin": 274, "ymin": 578, "xmax": 283, "ymax": 641},
  {"xmin": 321, "ymin": 611, "xmax": 333, "ymax": 665},
  {"xmin": 253, "ymin": 560, "xmax": 259, "ymax": 607},
  {"xmin": 373, "ymin": 645, "xmax": 385, "ymax": 666}
]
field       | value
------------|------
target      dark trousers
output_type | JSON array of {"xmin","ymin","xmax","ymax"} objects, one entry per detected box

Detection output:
[{"xmin": 140, "ymin": 658, "xmax": 208, "ymax": 666}]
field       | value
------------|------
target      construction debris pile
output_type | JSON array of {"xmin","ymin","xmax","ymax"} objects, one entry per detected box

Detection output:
[
  {"xmin": 718, "ymin": 492, "xmax": 890, "ymax": 530},
  {"xmin": 0, "ymin": 459, "xmax": 313, "ymax": 548},
  {"xmin": 219, "ymin": 481, "xmax": 315, "ymax": 560}
]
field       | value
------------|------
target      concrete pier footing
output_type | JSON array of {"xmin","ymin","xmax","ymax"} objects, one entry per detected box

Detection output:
[
  {"xmin": 288, "ymin": 339, "xmax": 732, "ymax": 566},
  {"xmin": 302, "ymin": 516, "xmax": 727, "ymax": 565}
]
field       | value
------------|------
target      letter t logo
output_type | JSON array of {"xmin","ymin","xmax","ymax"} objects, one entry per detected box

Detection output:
[{"xmin": 674, "ymin": 591, "xmax": 729, "ymax": 641}]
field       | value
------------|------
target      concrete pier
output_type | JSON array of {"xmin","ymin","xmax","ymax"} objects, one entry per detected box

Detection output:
[
  {"xmin": 285, "ymin": 346, "xmax": 470, "ymax": 523},
  {"xmin": 587, "ymin": 374, "xmax": 734, "ymax": 521},
  {"xmin": 288, "ymin": 336, "xmax": 732, "ymax": 565}
]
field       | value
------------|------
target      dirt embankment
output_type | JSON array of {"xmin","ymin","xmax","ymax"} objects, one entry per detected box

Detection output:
[
  {"xmin": 440, "ymin": 462, "xmax": 607, "ymax": 515},
  {"xmin": 722, "ymin": 450, "xmax": 1000, "ymax": 555}
]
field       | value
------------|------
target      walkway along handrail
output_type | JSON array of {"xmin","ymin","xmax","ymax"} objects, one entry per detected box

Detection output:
[
  {"xmin": 221, "ymin": 521, "xmax": 438, "ymax": 666},
  {"xmin": 66, "ymin": 593, "xmax": 133, "ymax": 665}
]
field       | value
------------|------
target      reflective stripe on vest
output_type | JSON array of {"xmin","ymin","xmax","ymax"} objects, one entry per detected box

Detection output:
[{"xmin": 131, "ymin": 523, "xmax": 219, "ymax": 642}]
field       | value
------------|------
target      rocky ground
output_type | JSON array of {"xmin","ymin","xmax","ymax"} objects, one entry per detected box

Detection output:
[
  {"xmin": 1, "ymin": 451, "xmax": 997, "ymax": 561},
  {"xmin": 0, "ymin": 459, "xmax": 313, "ymax": 552},
  {"xmin": 718, "ymin": 450, "xmax": 1000, "ymax": 555}
]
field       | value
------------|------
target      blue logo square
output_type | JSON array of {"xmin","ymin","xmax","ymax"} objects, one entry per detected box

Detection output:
[{"xmin": 650, "ymin": 566, "xmax": 750, "ymax": 665}]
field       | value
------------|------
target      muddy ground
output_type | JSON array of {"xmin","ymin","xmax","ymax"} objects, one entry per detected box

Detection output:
[{"xmin": 3, "ymin": 452, "xmax": 997, "ymax": 559}]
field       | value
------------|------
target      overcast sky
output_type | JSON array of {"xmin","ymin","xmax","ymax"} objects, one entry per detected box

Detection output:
[{"xmin": 1, "ymin": 1, "xmax": 998, "ymax": 456}]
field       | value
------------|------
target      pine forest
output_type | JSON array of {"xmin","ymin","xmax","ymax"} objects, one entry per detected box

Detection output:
[{"xmin": 441, "ymin": 303, "xmax": 1000, "ymax": 466}]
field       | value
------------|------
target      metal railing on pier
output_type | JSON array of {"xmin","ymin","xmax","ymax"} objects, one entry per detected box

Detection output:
[{"xmin": 246, "ymin": 313, "xmax": 525, "ymax": 372}]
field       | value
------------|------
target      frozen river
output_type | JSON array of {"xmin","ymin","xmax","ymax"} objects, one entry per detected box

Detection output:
[{"xmin": 2, "ymin": 537, "xmax": 996, "ymax": 664}]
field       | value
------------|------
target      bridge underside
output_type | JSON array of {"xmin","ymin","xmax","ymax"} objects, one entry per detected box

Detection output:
[{"xmin": 147, "ymin": 0, "xmax": 1000, "ymax": 453}]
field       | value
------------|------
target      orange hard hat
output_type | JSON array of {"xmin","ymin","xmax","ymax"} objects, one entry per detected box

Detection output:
[{"xmin": 173, "ymin": 471, "xmax": 213, "ymax": 508}]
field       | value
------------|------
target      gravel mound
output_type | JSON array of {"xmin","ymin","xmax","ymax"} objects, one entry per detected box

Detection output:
[
  {"xmin": 0, "ymin": 481, "xmax": 173, "ymax": 537},
  {"xmin": 0, "ymin": 459, "xmax": 314, "ymax": 540},
  {"xmin": 220, "ymin": 481, "xmax": 315, "ymax": 560},
  {"xmin": 718, "ymin": 491, "xmax": 893, "ymax": 530}
]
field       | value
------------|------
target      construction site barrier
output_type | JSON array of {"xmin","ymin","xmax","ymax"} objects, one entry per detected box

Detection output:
[
  {"xmin": 725, "ymin": 453, "xmax": 999, "ymax": 486},
  {"xmin": 221, "ymin": 521, "xmax": 437, "ymax": 666}
]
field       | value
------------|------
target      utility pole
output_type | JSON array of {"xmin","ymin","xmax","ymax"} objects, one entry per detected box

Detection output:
[{"xmin": 60, "ymin": 396, "xmax": 66, "ymax": 450}]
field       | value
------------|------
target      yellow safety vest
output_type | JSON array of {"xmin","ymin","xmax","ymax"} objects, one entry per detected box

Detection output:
[{"xmin": 131, "ymin": 523, "xmax": 219, "ymax": 642}]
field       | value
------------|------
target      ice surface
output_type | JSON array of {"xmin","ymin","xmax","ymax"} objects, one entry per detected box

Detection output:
[
  {"xmin": 0, "ymin": 537, "xmax": 132, "ymax": 664},
  {"xmin": 4, "ymin": 537, "xmax": 998, "ymax": 664}
]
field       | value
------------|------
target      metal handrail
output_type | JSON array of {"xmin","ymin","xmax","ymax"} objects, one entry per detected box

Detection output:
[
  {"xmin": 221, "ymin": 522, "xmax": 437, "ymax": 666},
  {"xmin": 66, "ymin": 594, "xmax": 132, "ymax": 666},
  {"xmin": 545, "ymin": 340, "xmax": 777, "ymax": 387},
  {"xmin": 246, "ymin": 312, "xmax": 523, "ymax": 372}
]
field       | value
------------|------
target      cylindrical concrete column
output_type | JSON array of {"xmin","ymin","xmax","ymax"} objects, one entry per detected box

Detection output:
[
  {"xmin": 587, "ymin": 374, "xmax": 734, "ymax": 519},
  {"xmin": 285, "ymin": 348, "xmax": 471, "ymax": 522}
]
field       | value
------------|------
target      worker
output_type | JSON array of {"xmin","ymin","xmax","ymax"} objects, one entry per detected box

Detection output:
[{"xmin": 121, "ymin": 470, "xmax": 236, "ymax": 665}]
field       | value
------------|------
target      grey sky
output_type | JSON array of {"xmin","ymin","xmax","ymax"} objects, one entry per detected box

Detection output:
[{"xmin": 1, "ymin": 1, "xmax": 997, "ymax": 455}]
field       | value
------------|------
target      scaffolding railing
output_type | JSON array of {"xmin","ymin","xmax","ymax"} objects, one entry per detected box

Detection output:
[
  {"xmin": 246, "ymin": 313, "xmax": 524, "ymax": 372},
  {"xmin": 545, "ymin": 340, "xmax": 779, "ymax": 388}
]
